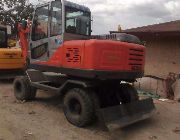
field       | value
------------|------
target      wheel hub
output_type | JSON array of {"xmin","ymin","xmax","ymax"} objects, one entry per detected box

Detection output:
[{"xmin": 69, "ymin": 99, "xmax": 82, "ymax": 115}]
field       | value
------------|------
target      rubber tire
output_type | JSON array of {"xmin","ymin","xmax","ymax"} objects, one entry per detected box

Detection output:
[
  {"xmin": 63, "ymin": 88, "xmax": 95, "ymax": 127},
  {"xmin": 13, "ymin": 76, "xmax": 37, "ymax": 101},
  {"xmin": 117, "ymin": 84, "xmax": 139, "ymax": 104}
]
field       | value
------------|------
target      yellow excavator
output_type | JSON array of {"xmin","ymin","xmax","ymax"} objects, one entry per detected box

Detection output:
[{"xmin": 0, "ymin": 24, "xmax": 25, "ymax": 79}]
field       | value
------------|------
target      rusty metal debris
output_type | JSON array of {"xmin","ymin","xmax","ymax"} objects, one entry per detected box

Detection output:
[{"xmin": 173, "ymin": 127, "xmax": 180, "ymax": 134}]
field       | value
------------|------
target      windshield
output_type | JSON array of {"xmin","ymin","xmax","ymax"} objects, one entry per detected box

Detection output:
[
  {"xmin": 31, "ymin": 5, "xmax": 49, "ymax": 41},
  {"xmin": 65, "ymin": 6, "xmax": 91, "ymax": 36}
]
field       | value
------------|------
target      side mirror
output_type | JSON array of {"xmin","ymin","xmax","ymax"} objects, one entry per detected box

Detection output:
[{"xmin": 22, "ymin": 19, "xmax": 27, "ymax": 29}]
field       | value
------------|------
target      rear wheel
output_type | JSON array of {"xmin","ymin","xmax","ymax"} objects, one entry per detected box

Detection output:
[
  {"xmin": 117, "ymin": 84, "xmax": 139, "ymax": 104},
  {"xmin": 13, "ymin": 76, "xmax": 37, "ymax": 101},
  {"xmin": 63, "ymin": 88, "xmax": 95, "ymax": 127}
]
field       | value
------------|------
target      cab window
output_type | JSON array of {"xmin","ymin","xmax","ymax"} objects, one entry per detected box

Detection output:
[
  {"xmin": 0, "ymin": 30, "xmax": 6, "ymax": 48},
  {"xmin": 65, "ymin": 6, "xmax": 91, "ymax": 36},
  {"xmin": 0, "ymin": 30, "xmax": 5, "ymax": 43},
  {"xmin": 32, "ymin": 5, "xmax": 49, "ymax": 41},
  {"xmin": 50, "ymin": 1, "xmax": 62, "ymax": 36}
]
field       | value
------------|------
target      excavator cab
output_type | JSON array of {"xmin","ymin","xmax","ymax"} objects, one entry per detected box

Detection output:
[
  {"xmin": 0, "ymin": 24, "xmax": 24, "ymax": 78},
  {"xmin": 29, "ymin": 0, "xmax": 91, "ymax": 62},
  {"xmin": 0, "ymin": 25, "xmax": 8, "ymax": 48}
]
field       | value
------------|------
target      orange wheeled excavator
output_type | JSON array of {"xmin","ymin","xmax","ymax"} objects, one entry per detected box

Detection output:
[{"xmin": 13, "ymin": 0, "xmax": 155, "ymax": 131}]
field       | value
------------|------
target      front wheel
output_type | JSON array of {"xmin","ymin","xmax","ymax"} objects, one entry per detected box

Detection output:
[
  {"xmin": 13, "ymin": 76, "xmax": 37, "ymax": 101},
  {"xmin": 63, "ymin": 88, "xmax": 95, "ymax": 127}
]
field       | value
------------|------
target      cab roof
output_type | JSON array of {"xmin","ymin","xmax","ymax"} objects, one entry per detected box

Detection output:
[{"xmin": 36, "ymin": 0, "xmax": 90, "ymax": 12}]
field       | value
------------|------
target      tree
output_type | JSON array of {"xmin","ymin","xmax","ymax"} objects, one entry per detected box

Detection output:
[{"xmin": 0, "ymin": 0, "xmax": 34, "ymax": 33}]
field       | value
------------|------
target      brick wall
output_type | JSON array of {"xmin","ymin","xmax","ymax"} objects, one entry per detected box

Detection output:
[{"xmin": 144, "ymin": 38, "xmax": 180, "ymax": 78}]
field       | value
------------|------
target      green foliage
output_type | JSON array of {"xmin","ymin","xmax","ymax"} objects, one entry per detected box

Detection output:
[{"xmin": 0, "ymin": 0, "xmax": 34, "ymax": 32}]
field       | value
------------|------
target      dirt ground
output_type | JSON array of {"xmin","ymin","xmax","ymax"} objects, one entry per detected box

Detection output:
[{"xmin": 0, "ymin": 80, "xmax": 180, "ymax": 140}]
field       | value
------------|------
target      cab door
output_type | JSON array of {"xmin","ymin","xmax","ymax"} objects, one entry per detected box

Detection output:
[
  {"xmin": 29, "ymin": 4, "xmax": 50, "ymax": 62},
  {"xmin": 49, "ymin": 0, "xmax": 63, "ymax": 57},
  {"xmin": 29, "ymin": 1, "xmax": 63, "ymax": 63}
]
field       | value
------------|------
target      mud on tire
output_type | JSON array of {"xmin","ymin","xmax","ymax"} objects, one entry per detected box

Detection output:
[
  {"xmin": 13, "ymin": 76, "xmax": 37, "ymax": 101},
  {"xmin": 63, "ymin": 88, "xmax": 95, "ymax": 127}
]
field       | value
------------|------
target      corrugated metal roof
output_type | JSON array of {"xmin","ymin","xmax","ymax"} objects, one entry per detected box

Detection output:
[{"xmin": 124, "ymin": 20, "xmax": 180, "ymax": 32}]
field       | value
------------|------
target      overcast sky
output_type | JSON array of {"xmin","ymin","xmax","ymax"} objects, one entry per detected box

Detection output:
[{"xmin": 31, "ymin": 0, "xmax": 180, "ymax": 34}]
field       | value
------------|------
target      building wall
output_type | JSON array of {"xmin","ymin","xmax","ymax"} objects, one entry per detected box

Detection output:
[{"xmin": 145, "ymin": 38, "xmax": 180, "ymax": 78}]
